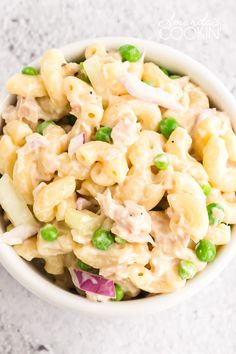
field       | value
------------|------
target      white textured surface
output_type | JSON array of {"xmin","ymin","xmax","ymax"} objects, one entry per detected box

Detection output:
[{"xmin": 1, "ymin": 1, "xmax": 236, "ymax": 353}]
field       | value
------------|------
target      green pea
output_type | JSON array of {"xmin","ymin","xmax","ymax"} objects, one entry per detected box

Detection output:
[
  {"xmin": 77, "ymin": 62, "xmax": 90, "ymax": 83},
  {"xmin": 40, "ymin": 224, "xmax": 59, "ymax": 242},
  {"xmin": 92, "ymin": 229, "xmax": 114, "ymax": 250},
  {"xmin": 21, "ymin": 66, "xmax": 39, "ymax": 76},
  {"xmin": 169, "ymin": 75, "xmax": 181, "ymax": 79},
  {"xmin": 143, "ymin": 80, "xmax": 153, "ymax": 86},
  {"xmin": 153, "ymin": 153, "xmax": 170, "ymax": 170},
  {"xmin": 95, "ymin": 127, "xmax": 112, "ymax": 143},
  {"xmin": 115, "ymin": 236, "xmax": 126, "ymax": 244},
  {"xmin": 195, "ymin": 239, "xmax": 216, "ymax": 262},
  {"xmin": 77, "ymin": 259, "xmax": 99, "ymax": 274},
  {"xmin": 207, "ymin": 203, "xmax": 224, "ymax": 226},
  {"xmin": 118, "ymin": 44, "xmax": 141, "ymax": 62},
  {"xmin": 37, "ymin": 120, "xmax": 55, "ymax": 135},
  {"xmin": 113, "ymin": 284, "xmax": 124, "ymax": 301},
  {"xmin": 159, "ymin": 117, "xmax": 179, "ymax": 139},
  {"xmin": 159, "ymin": 66, "xmax": 170, "ymax": 76},
  {"xmin": 77, "ymin": 260, "xmax": 99, "ymax": 274},
  {"xmin": 77, "ymin": 259, "xmax": 93, "ymax": 272},
  {"xmin": 178, "ymin": 260, "xmax": 197, "ymax": 280},
  {"xmin": 200, "ymin": 183, "xmax": 212, "ymax": 197}
]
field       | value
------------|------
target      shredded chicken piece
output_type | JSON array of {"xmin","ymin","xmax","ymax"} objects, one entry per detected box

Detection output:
[
  {"xmin": 96, "ymin": 189, "xmax": 154, "ymax": 245},
  {"xmin": 166, "ymin": 206, "xmax": 192, "ymax": 242},
  {"xmin": 17, "ymin": 96, "xmax": 63, "ymax": 124},
  {"xmin": 150, "ymin": 211, "xmax": 189, "ymax": 257},
  {"xmin": 150, "ymin": 248, "xmax": 177, "ymax": 277},
  {"xmin": 25, "ymin": 133, "xmax": 48, "ymax": 150},
  {"xmin": 18, "ymin": 133, "xmax": 48, "ymax": 161},
  {"xmin": 111, "ymin": 110, "xmax": 141, "ymax": 146},
  {"xmin": 76, "ymin": 197, "xmax": 92, "ymax": 211},
  {"xmin": 17, "ymin": 97, "xmax": 41, "ymax": 123},
  {"xmin": 1, "ymin": 105, "xmax": 18, "ymax": 123}
]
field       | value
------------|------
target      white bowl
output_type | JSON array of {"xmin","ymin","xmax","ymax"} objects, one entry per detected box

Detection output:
[{"xmin": 1, "ymin": 37, "xmax": 236, "ymax": 317}]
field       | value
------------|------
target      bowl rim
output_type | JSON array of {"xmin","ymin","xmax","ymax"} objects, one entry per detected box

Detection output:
[{"xmin": 1, "ymin": 36, "xmax": 236, "ymax": 317}]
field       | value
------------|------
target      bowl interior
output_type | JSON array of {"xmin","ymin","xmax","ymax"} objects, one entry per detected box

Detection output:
[{"xmin": 1, "ymin": 37, "xmax": 236, "ymax": 316}]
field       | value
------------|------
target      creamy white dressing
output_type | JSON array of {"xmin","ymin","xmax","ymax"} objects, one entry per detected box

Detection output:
[{"xmin": 3, "ymin": 43, "xmax": 234, "ymax": 302}]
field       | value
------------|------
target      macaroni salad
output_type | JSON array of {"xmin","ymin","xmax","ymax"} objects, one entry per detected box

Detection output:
[{"xmin": 0, "ymin": 43, "xmax": 234, "ymax": 302}]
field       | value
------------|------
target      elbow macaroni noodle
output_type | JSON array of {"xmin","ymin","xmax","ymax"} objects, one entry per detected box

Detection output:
[
  {"xmin": 40, "ymin": 49, "xmax": 68, "ymax": 109},
  {"xmin": 1, "ymin": 43, "xmax": 235, "ymax": 302}
]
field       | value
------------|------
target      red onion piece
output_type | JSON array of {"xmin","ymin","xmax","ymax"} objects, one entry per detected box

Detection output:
[
  {"xmin": 68, "ymin": 133, "xmax": 85, "ymax": 156},
  {"xmin": 0, "ymin": 224, "xmax": 40, "ymax": 245},
  {"xmin": 69, "ymin": 268, "xmax": 116, "ymax": 298},
  {"xmin": 120, "ymin": 73, "xmax": 182, "ymax": 110}
]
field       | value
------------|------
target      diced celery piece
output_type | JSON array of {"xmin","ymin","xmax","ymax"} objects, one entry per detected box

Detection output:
[
  {"xmin": 0, "ymin": 174, "xmax": 37, "ymax": 226},
  {"xmin": 65, "ymin": 208, "xmax": 104, "ymax": 239}
]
